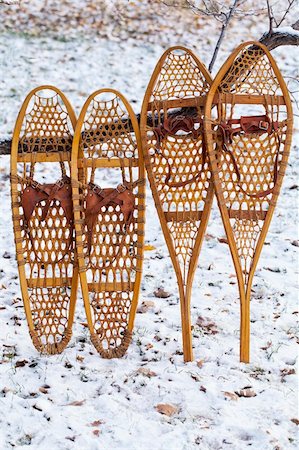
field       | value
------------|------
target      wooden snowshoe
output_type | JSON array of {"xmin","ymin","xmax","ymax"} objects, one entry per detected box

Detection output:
[
  {"xmin": 71, "ymin": 89, "xmax": 145, "ymax": 358},
  {"xmin": 204, "ymin": 41, "xmax": 293, "ymax": 362},
  {"xmin": 11, "ymin": 86, "xmax": 79, "ymax": 354},
  {"xmin": 140, "ymin": 46, "xmax": 214, "ymax": 362}
]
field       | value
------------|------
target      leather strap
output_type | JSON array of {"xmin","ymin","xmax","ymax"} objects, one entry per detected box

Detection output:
[
  {"xmin": 84, "ymin": 183, "xmax": 135, "ymax": 255},
  {"xmin": 21, "ymin": 176, "xmax": 73, "ymax": 263},
  {"xmin": 219, "ymin": 115, "xmax": 279, "ymax": 144},
  {"xmin": 218, "ymin": 115, "xmax": 283, "ymax": 199}
]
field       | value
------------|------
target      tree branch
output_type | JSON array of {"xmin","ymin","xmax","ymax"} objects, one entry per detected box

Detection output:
[
  {"xmin": 259, "ymin": 23, "xmax": 299, "ymax": 50},
  {"xmin": 0, "ymin": 140, "xmax": 11, "ymax": 155},
  {"xmin": 266, "ymin": 0, "xmax": 274, "ymax": 33},
  {"xmin": 0, "ymin": 19, "xmax": 298, "ymax": 156}
]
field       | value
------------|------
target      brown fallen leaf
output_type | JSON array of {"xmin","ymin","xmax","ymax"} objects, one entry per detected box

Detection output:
[
  {"xmin": 15, "ymin": 360, "xmax": 28, "ymax": 368},
  {"xmin": 136, "ymin": 367, "xmax": 157, "ymax": 378},
  {"xmin": 1, "ymin": 387, "xmax": 11, "ymax": 395},
  {"xmin": 65, "ymin": 400, "xmax": 86, "ymax": 406},
  {"xmin": 291, "ymin": 418, "xmax": 299, "ymax": 425},
  {"xmin": 76, "ymin": 355, "xmax": 85, "ymax": 362},
  {"xmin": 137, "ymin": 300, "xmax": 155, "ymax": 313},
  {"xmin": 29, "ymin": 392, "xmax": 38, "ymax": 398},
  {"xmin": 236, "ymin": 388, "xmax": 257, "ymax": 398},
  {"xmin": 93, "ymin": 429, "xmax": 101, "ymax": 437},
  {"xmin": 196, "ymin": 359, "xmax": 205, "ymax": 368},
  {"xmin": 145, "ymin": 343, "xmax": 153, "ymax": 350},
  {"xmin": 223, "ymin": 391, "xmax": 239, "ymax": 401},
  {"xmin": 196, "ymin": 316, "xmax": 218, "ymax": 335},
  {"xmin": 90, "ymin": 420, "xmax": 105, "ymax": 427},
  {"xmin": 39, "ymin": 387, "xmax": 48, "ymax": 394},
  {"xmin": 218, "ymin": 237, "xmax": 228, "ymax": 244},
  {"xmin": 260, "ymin": 341, "xmax": 272, "ymax": 351},
  {"xmin": 280, "ymin": 368, "xmax": 296, "ymax": 377},
  {"xmin": 154, "ymin": 288, "xmax": 170, "ymax": 298},
  {"xmin": 155, "ymin": 403, "xmax": 179, "ymax": 417},
  {"xmin": 190, "ymin": 373, "xmax": 200, "ymax": 382},
  {"xmin": 64, "ymin": 361, "xmax": 73, "ymax": 369}
]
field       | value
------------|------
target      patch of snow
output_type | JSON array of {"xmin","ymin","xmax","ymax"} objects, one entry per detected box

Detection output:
[{"xmin": 273, "ymin": 26, "xmax": 299, "ymax": 37}]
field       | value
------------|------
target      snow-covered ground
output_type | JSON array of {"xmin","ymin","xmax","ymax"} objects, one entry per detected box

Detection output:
[{"xmin": 0, "ymin": 1, "xmax": 298, "ymax": 449}]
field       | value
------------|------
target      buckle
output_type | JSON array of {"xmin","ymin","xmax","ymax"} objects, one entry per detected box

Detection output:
[
  {"xmin": 116, "ymin": 184, "xmax": 126, "ymax": 194},
  {"xmin": 30, "ymin": 179, "xmax": 39, "ymax": 190},
  {"xmin": 259, "ymin": 121, "xmax": 269, "ymax": 131},
  {"xmin": 91, "ymin": 183, "xmax": 103, "ymax": 196},
  {"xmin": 55, "ymin": 179, "xmax": 65, "ymax": 189}
]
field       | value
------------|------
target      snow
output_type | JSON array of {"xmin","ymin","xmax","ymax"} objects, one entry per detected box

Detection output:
[
  {"xmin": 0, "ymin": 1, "xmax": 298, "ymax": 449},
  {"xmin": 273, "ymin": 26, "xmax": 299, "ymax": 37}
]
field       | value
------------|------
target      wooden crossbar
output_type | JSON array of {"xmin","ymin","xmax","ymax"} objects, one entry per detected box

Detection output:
[
  {"xmin": 18, "ymin": 151, "xmax": 71, "ymax": 163},
  {"xmin": 78, "ymin": 158, "xmax": 139, "ymax": 168},
  {"xmin": 164, "ymin": 210, "xmax": 203, "ymax": 222},
  {"xmin": 147, "ymin": 93, "xmax": 286, "ymax": 112},
  {"xmin": 228, "ymin": 210, "xmax": 267, "ymax": 220},
  {"xmin": 27, "ymin": 277, "xmax": 73, "ymax": 288},
  {"xmin": 87, "ymin": 281, "xmax": 133, "ymax": 292}
]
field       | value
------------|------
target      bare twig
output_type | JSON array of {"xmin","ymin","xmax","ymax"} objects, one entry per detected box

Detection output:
[
  {"xmin": 160, "ymin": 0, "xmax": 268, "ymax": 20},
  {"xmin": 208, "ymin": 0, "xmax": 240, "ymax": 72},
  {"xmin": 160, "ymin": 0, "xmax": 225, "ymax": 21},
  {"xmin": 276, "ymin": 0, "xmax": 296, "ymax": 27},
  {"xmin": 266, "ymin": 0, "xmax": 274, "ymax": 33},
  {"xmin": 286, "ymin": 77, "xmax": 299, "ymax": 112}
]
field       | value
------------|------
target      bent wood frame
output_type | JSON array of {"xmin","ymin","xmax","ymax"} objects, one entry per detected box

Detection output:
[
  {"xmin": 11, "ymin": 85, "xmax": 78, "ymax": 354},
  {"xmin": 204, "ymin": 41, "xmax": 293, "ymax": 362},
  {"xmin": 71, "ymin": 88, "xmax": 145, "ymax": 358},
  {"xmin": 140, "ymin": 46, "xmax": 214, "ymax": 362}
]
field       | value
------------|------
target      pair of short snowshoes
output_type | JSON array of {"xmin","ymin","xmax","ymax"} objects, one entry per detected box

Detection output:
[{"xmin": 11, "ymin": 87, "xmax": 145, "ymax": 358}]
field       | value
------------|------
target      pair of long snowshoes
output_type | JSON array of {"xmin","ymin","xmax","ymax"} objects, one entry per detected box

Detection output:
[
  {"xmin": 11, "ymin": 86, "xmax": 145, "ymax": 357},
  {"xmin": 141, "ymin": 42, "xmax": 292, "ymax": 363}
]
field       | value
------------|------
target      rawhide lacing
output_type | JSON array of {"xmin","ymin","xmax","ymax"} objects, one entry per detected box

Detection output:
[
  {"xmin": 218, "ymin": 114, "xmax": 286, "ymax": 198},
  {"xmin": 20, "ymin": 158, "xmax": 73, "ymax": 263},
  {"xmin": 152, "ymin": 113, "xmax": 207, "ymax": 188}
]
